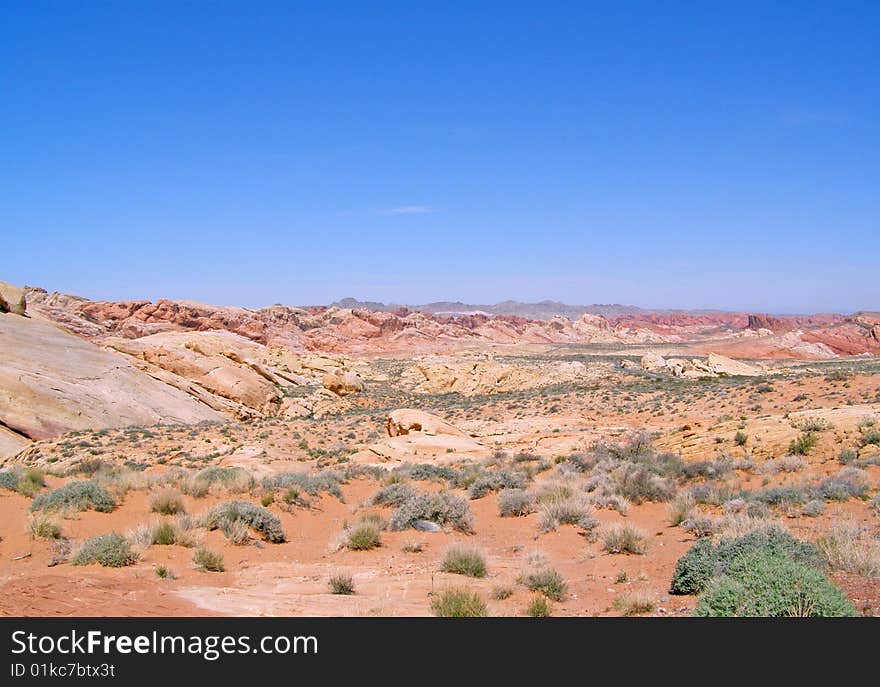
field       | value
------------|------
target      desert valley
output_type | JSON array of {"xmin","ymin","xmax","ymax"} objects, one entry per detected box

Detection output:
[{"xmin": 1, "ymin": 279, "xmax": 878, "ymax": 617}]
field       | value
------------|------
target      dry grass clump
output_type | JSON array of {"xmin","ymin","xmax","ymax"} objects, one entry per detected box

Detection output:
[
  {"xmin": 816, "ymin": 523, "xmax": 880, "ymax": 577},
  {"xmin": 602, "ymin": 524, "xmax": 648, "ymax": 555}
]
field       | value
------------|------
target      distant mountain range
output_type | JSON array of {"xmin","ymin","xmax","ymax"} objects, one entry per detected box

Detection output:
[{"xmin": 330, "ymin": 298, "xmax": 729, "ymax": 320}]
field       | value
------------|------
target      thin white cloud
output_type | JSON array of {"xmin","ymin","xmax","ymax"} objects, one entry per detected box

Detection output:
[{"xmin": 378, "ymin": 205, "xmax": 435, "ymax": 216}]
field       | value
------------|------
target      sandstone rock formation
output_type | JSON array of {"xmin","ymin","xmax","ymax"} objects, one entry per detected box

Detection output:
[
  {"xmin": 0, "ymin": 312, "xmax": 224, "ymax": 457},
  {"xmin": 386, "ymin": 409, "xmax": 469, "ymax": 438}
]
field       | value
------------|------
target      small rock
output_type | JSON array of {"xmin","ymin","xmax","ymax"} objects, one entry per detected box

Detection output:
[{"xmin": 412, "ymin": 520, "xmax": 441, "ymax": 532}]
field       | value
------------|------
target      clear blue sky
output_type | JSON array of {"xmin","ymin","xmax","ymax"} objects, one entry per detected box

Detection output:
[{"xmin": 1, "ymin": 2, "xmax": 877, "ymax": 313}]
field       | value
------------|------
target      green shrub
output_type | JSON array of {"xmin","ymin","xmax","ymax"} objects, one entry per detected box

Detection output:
[
  {"xmin": 155, "ymin": 565, "xmax": 176, "ymax": 579},
  {"xmin": 788, "ymin": 432, "xmax": 817, "ymax": 456},
  {"xmin": 72, "ymin": 533, "xmax": 137, "ymax": 567},
  {"xmin": 520, "ymin": 567, "xmax": 567, "ymax": 601},
  {"xmin": 346, "ymin": 522, "xmax": 381, "ymax": 550},
  {"xmin": 670, "ymin": 526, "xmax": 822, "ymax": 595},
  {"xmin": 0, "ymin": 471, "xmax": 19, "ymax": 491},
  {"xmin": 695, "ymin": 551, "xmax": 856, "ymax": 617},
  {"xmin": 525, "ymin": 595, "xmax": 552, "ymax": 617},
  {"xmin": 614, "ymin": 465, "xmax": 674, "ymax": 503},
  {"xmin": 734, "ymin": 431, "xmax": 748, "ymax": 446},
  {"xmin": 817, "ymin": 468, "xmax": 868, "ymax": 501},
  {"xmin": 151, "ymin": 521, "xmax": 178, "ymax": 546},
  {"xmin": 328, "ymin": 574, "xmax": 355, "ymax": 595},
  {"xmin": 389, "ymin": 491, "xmax": 474, "ymax": 533},
  {"xmin": 15, "ymin": 469, "xmax": 45, "ymax": 497},
  {"xmin": 193, "ymin": 547, "xmax": 225, "ymax": 572},
  {"xmin": 861, "ymin": 429, "xmax": 880, "ymax": 446},
  {"xmin": 430, "ymin": 588, "xmax": 488, "ymax": 617},
  {"xmin": 31, "ymin": 480, "xmax": 115, "ymax": 513},
  {"xmin": 204, "ymin": 500, "xmax": 285, "ymax": 543},
  {"xmin": 441, "ymin": 547, "xmax": 487, "ymax": 578}
]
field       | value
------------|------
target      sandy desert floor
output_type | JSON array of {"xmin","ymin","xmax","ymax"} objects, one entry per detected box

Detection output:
[{"xmin": 1, "ymin": 346, "xmax": 878, "ymax": 617}]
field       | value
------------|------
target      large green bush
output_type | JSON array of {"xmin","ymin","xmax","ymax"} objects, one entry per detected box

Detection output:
[
  {"xmin": 31, "ymin": 480, "xmax": 115, "ymax": 513},
  {"xmin": 670, "ymin": 526, "xmax": 822, "ymax": 595},
  {"xmin": 72, "ymin": 533, "xmax": 136, "ymax": 567},
  {"xmin": 695, "ymin": 551, "xmax": 856, "ymax": 617}
]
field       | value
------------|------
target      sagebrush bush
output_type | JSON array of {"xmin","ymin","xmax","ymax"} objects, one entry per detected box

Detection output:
[
  {"xmin": 193, "ymin": 547, "xmax": 225, "ymax": 572},
  {"xmin": 538, "ymin": 496, "xmax": 598, "ymax": 534},
  {"xmin": 28, "ymin": 512, "xmax": 61, "ymax": 539},
  {"xmin": 441, "ymin": 547, "xmax": 487, "ymax": 578},
  {"xmin": 371, "ymin": 482, "xmax": 418, "ymax": 507},
  {"xmin": 525, "ymin": 595, "xmax": 552, "ymax": 617},
  {"xmin": 668, "ymin": 493, "xmax": 695, "ymax": 526},
  {"xmin": 613, "ymin": 592, "xmax": 656, "ymax": 616},
  {"xmin": 72, "ymin": 533, "xmax": 137, "ymax": 567},
  {"xmin": 328, "ymin": 573, "xmax": 355, "ymax": 595},
  {"xmin": 389, "ymin": 491, "xmax": 474, "ymax": 533},
  {"xmin": 346, "ymin": 522, "xmax": 382, "ymax": 550},
  {"xmin": 520, "ymin": 567, "xmax": 567, "ymax": 601},
  {"xmin": 602, "ymin": 524, "xmax": 648, "ymax": 555},
  {"xmin": 498, "ymin": 489, "xmax": 535, "ymax": 517},
  {"xmin": 430, "ymin": 588, "xmax": 488, "ymax": 617},
  {"xmin": 468, "ymin": 469, "xmax": 526, "ymax": 499},
  {"xmin": 262, "ymin": 470, "xmax": 344, "ymax": 498},
  {"xmin": 670, "ymin": 525, "xmax": 822, "ymax": 595},
  {"xmin": 204, "ymin": 500, "xmax": 285, "ymax": 543},
  {"xmin": 186, "ymin": 466, "xmax": 254, "ymax": 495},
  {"xmin": 150, "ymin": 490, "xmax": 185, "ymax": 515},
  {"xmin": 0, "ymin": 470, "xmax": 18, "ymax": 491},
  {"xmin": 816, "ymin": 523, "xmax": 880, "ymax": 577},
  {"xmin": 817, "ymin": 468, "xmax": 868, "ymax": 502},
  {"xmin": 695, "ymin": 550, "xmax": 856, "ymax": 617},
  {"xmin": 613, "ymin": 465, "xmax": 674, "ymax": 503},
  {"xmin": 31, "ymin": 480, "xmax": 115, "ymax": 513}
]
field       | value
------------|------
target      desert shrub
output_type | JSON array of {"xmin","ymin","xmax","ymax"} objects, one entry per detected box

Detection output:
[
  {"xmin": 155, "ymin": 565, "xmax": 176, "ymax": 580},
  {"xmin": 602, "ymin": 524, "xmax": 648, "ymax": 555},
  {"xmin": 262, "ymin": 469, "xmax": 344, "ymax": 498},
  {"xmin": 793, "ymin": 417, "xmax": 831, "ymax": 433},
  {"xmin": 371, "ymin": 482, "xmax": 418, "ymax": 507},
  {"xmin": 189, "ymin": 466, "xmax": 254, "ymax": 494},
  {"xmin": 204, "ymin": 500, "xmax": 285, "ymax": 543},
  {"xmin": 590, "ymin": 493, "xmax": 630, "ymax": 515},
  {"xmin": 193, "ymin": 547, "xmax": 225, "ymax": 572},
  {"xmin": 525, "ymin": 595, "xmax": 552, "ymax": 617},
  {"xmin": 758, "ymin": 455, "xmax": 805, "ymax": 474},
  {"xmin": 614, "ymin": 465, "xmax": 674, "ymax": 503},
  {"xmin": 668, "ymin": 493, "xmax": 695, "ymax": 526},
  {"xmin": 817, "ymin": 468, "xmax": 868, "ymax": 502},
  {"xmin": 520, "ymin": 567, "xmax": 567, "ymax": 601},
  {"xmin": 613, "ymin": 592, "xmax": 656, "ymax": 616},
  {"xmin": 670, "ymin": 526, "xmax": 822, "ymax": 595},
  {"xmin": 150, "ymin": 490, "xmax": 185, "ymax": 515},
  {"xmin": 688, "ymin": 482, "xmax": 736, "ymax": 506},
  {"xmin": 129, "ymin": 518, "xmax": 199, "ymax": 548},
  {"xmin": 788, "ymin": 432, "xmax": 817, "ymax": 456},
  {"xmin": 838, "ymin": 448, "xmax": 858, "ymax": 464},
  {"xmin": 695, "ymin": 550, "xmax": 856, "ymax": 617},
  {"xmin": 31, "ymin": 480, "xmax": 115, "ymax": 513},
  {"xmin": 749, "ymin": 485, "xmax": 811, "ymax": 507},
  {"xmin": 402, "ymin": 541, "xmax": 424, "ymax": 553},
  {"xmin": 0, "ymin": 470, "xmax": 19, "ymax": 491},
  {"xmin": 491, "ymin": 585, "xmax": 514, "ymax": 600},
  {"xmin": 734, "ymin": 431, "xmax": 748, "ymax": 446},
  {"xmin": 28, "ymin": 512, "xmax": 61, "ymax": 539},
  {"xmin": 430, "ymin": 588, "xmax": 488, "ymax": 617},
  {"xmin": 498, "ymin": 489, "xmax": 535, "ymax": 517},
  {"xmin": 71, "ymin": 533, "xmax": 136, "ymax": 567},
  {"xmin": 346, "ymin": 522, "xmax": 382, "ymax": 550},
  {"xmin": 681, "ymin": 516, "xmax": 719, "ymax": 538},
  {"xmin": 389, "ymin": 491, "xmax": 474, "ymax": 533},
  {"xmin": 396, "ymin": 464, "xmax": 456, "ymax": 482},
  {"xmin": 328, "ymin": 574, "xmax": 355, "ymax": 595},
  {"xmin": 680, "ymin": 457, "xmax": 735, "ymax": 480},
  {"xmin": 14, "ymin": 469, "xmax": 46, "ymax": 497},
  {"xmin": 538, "ymin": 496, "xmax": 598, "ymax": 534},
  {"xmin": 468, "ymin": 469, "xmax": 526, "ymax": 499},
  {"xmin": 441, "ymin": 547, "xmax": 487, "ymax": 578},
  {"xmin": 152, "ymin": 521, "xmax": 178, "ymax": 546},
  {"xmin": 802, "ymin": 500, "xmax": 825, "ymax": 518},
  {"xmin": 861, "ymin": 429, "xmax": 880, "ymax": 446},
  {"xmin": 816, "ymin": 523, "xmax": 880, "ymax": 577}
]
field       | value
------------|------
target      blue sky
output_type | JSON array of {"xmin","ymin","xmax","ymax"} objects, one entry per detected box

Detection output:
[{"xmin": 1, "ymin": 2, "xmax": 877, "ymax": 313}]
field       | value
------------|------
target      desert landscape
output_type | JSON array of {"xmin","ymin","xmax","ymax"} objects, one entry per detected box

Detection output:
[{"xmin": 1, "ymin": 279, "xmax": 878, "ymax": 617}]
